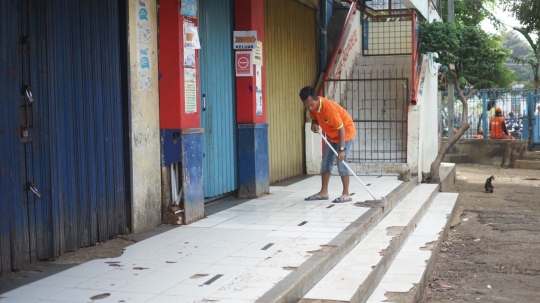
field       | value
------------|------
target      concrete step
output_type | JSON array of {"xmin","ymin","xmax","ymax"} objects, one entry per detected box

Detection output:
[
  {"xmin": 519, "ymin": 151, "xmax": 540, "ymax": 161},
  {"xmin": 367, "ymin": 193, "xmax": 459, "ymax": 303},
  {"xmin": 299, "ymin": 184, "xmax": 440, "ymax": 303},
  {"xmin": 514, "ymin": 159, "xmax": 540, "ymax": 170}
]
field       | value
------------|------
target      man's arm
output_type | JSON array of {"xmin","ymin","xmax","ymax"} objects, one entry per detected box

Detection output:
[
  {"xmin": 337, "ymin": 127, "xmax": 346, "ymax": 161},
  {"xmin": 311, "ymin": 119, "xmax": 319, "ymax": 133},
  {"xmin": 502, "ymin": 120, "xmax": 508, "ymax": 135}
]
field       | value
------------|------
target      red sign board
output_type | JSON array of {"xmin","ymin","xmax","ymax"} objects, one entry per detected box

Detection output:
[{"xmin": 236, "ymin": 51, "xmax": 252, "ymax": 77}]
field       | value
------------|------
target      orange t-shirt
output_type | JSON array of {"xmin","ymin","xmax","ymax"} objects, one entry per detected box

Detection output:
[
  {"xmin": 490, "ymin": 116, "xmax": 506, "ymax": 139},
  {"xmin": 309, "ymin": 97, "xmax": 356, "ymax": 143}
]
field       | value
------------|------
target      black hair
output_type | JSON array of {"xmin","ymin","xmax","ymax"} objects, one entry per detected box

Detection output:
[{"xmin": 299, "ymin": 86, "xmax": 317, "ymax": 101}]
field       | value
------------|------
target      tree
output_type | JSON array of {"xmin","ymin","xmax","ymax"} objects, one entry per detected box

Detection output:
[
  {"xmin": 501, "ymin": 31, "xmax": 534, "ymax": 84},
  {"xmin": 419, "ymin": 21, "xmax": 511, "ymax": 184},
  {"xmin": 503, "ymin": 0, "xmax": 540, "ymax": 92},
  {"xmin": 438, "ymin": 0, "xmax": 501, "ymax": 28}
]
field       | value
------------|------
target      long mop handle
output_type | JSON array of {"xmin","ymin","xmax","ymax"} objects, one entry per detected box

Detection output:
[{"xmin": 318, "ymin": 131, "xmax": 379, "ymax": 201}]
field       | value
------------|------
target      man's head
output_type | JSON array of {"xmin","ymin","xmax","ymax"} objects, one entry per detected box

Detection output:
[
  {"xmin": 537, "ymin": 105, "xmax": 540, "ymax": 112},
  {"xmin": 495, "ymin": 107, "xmax": 502, "ymax": 116},
  {"xmin": 478, "ymin": 128, "xmax": 483, "ymax": 135},
  {"xmin": 299, "ymin": 86, "xmax": 319, "ymax": 112}
]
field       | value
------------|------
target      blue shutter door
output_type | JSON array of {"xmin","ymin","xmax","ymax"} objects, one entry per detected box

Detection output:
[{"xmin": 199, "ymin": 0, "xmax": 238, "ymax": 201}]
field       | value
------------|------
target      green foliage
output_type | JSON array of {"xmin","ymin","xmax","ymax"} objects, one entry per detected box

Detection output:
[
  {"xmin": 504, "ymin": 0, "xmax": 540, "ymax": 35},
  {"xmin": 503, "ymin": 0, "xmax": 540, "ymax": 91},
  {"xmin": 439, "ymin": 0, "xmax": 500, "ymax": 28},
  {"xmin": 419, "ymin": 21, "xmax": 513, "ymax": 89}
]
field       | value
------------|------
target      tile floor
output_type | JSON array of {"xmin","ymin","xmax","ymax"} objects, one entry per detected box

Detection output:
[{"xmin": 0, "ymin": 175, "xmax": 401, "ymax": 303}]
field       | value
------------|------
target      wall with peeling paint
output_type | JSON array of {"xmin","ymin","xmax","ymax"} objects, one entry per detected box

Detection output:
[{"xmin": 128, "ymin": 0, "xmax": 161, "ymax": 232}]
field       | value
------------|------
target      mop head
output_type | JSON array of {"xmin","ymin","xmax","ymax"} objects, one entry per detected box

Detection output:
[{"xmin": 354, "ymin": 197, "xmax": 387, "ymax": 208}]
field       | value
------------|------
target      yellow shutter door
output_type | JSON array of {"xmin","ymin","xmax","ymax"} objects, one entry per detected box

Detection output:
[{"xmin": 265, "ymin": 0, "xmax": 318, "ymax": 183}]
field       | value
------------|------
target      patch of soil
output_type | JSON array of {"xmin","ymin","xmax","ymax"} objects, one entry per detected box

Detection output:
[
  {"xmin": 421, "ymin": 164, "xmax": 540, "ymax": 303},
  {"xmin": 50, "ymin": 238, "xmax": 135, "ymax": 265}
]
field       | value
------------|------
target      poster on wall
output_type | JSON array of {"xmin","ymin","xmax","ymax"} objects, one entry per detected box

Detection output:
[
  {"xmin": 235, "ymin": 51, "xmax": 252, "ymax": 77},
  {"xmin": 138, "ymin": 44, "xmax": 152, "ymax": 90},
  {"xmin": 184, "ymin": 21, "xmax": 201, "ymax": 49},
  {"xmin": 184, "ymin": 48, "xmax": 195, "ymax": 67},
  {"xmin": 180, "ymin": 0, "xmax": 197, "ymax": 18},
  {"xmin": 253, "ymin": 41, "xmax": 263, "ymax": 66},
  {"xmin": 256, "ymin": 65, "xmax": 262, "ymax": 115},
  {"xmin": 184, "ymin": 68, "xmax": 197, "ymax": 113},
  {"xmin": 136, "ymin": 0, "xmax": 151, "ymax": 43}
]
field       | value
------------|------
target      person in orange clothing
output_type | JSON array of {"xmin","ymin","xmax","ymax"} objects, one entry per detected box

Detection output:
[
  {"xmin": 489, "ymin": 107, "xmax": 514, "ymax": 139},
  {"xmin": 474, "ymin": 129, "xmax": 484, "ymax": 139},
  {"xmin": 300, "ymin": 86, "xmax": 356, "ymax": 203}
]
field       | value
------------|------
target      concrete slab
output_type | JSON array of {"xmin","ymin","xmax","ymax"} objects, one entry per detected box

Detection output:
[
  {"xmin": 514, "ymin": 160, "xmax": 540, "ymax": 170},
  {"xmin": 367, "ymin": 193, "xmax": 459, "ymax": 303},
  {"xmin": 299, "ymin": 184, "xmax": 439, "ymax": 303}
]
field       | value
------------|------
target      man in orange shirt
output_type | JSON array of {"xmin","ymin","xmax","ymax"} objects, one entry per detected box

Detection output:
[
  {"xmin": 300, "ymin": 86, "xmax": 356, "ymax": 203},
  {"xmin": 489, "ymin": 107, "xmax": 513, "ymax": 139}
]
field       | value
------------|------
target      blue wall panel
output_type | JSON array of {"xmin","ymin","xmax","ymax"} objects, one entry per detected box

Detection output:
[
  {"xmin": 0, "ymin": 0, "xmax": 128, "ymax": 276},
  {"xmin": 199, "ymin": 0, "xmax": 238, "ymax": 201}
]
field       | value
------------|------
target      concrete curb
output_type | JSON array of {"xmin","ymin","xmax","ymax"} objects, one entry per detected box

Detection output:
[{"xmin": 256, "ymin": 179, "xmax": 418, "ymax": 303}]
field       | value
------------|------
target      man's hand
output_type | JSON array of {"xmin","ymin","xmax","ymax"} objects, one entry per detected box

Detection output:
[
  {"xmin": 337, "ymin": 150, "xmax": 346, "ymax": 162},
  {"xmin": 311, "ymin": 123, "xmax": 320, "ymax": 133}
]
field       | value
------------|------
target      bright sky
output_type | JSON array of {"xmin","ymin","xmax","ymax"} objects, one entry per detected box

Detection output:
[{"xmin": 480, "ymin": 7, "xmax": 522, "ymax": 34}]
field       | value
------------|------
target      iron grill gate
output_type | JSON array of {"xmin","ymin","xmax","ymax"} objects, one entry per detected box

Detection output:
[
  {"xmin": 323, "ymin": 71, "xmax": 408, "ymax": 163},
  {"xmin": 0, "ymin": 0, "xmax": 128, "ymax": 276},
  {"xmin": 199, "ymin": 0, "xmax": 238, "ymax": 201}
]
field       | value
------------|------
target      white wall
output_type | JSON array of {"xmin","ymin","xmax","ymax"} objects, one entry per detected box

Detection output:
[{"xmin": 128, "ymin": 0, "xmax": 161, "ymax": 232}]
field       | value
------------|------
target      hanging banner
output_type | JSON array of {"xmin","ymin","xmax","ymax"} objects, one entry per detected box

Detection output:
[
  {"xmin": 252, "ymin": 41, "xmax": 263, "ymax": 66},
  {"xmin": 180, "ymin": 0, "xmax": 197, "ymax": 18},
  {"xmin": 184, "ymin": 21, "xmax": 201, "ymax": 49},
  {"xmin": 234, "ymin": 31, "xmax": 257, "ymax": 50},
  {"xmin": 235, "ymin": 51, "xmax": 252, "ymax": 77},
  {"xmin": 184, "ymin": 68, "xmax": 197, "ymax": 113}
]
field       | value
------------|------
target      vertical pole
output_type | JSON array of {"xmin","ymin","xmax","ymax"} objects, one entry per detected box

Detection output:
[
  {"xmin": 447, "ymin": 0, "xmax": 454, "ymax": 135},
  {"xmin": 527, "ymin": 92, "xmax": 533, "ymax": 150},
  {"xmin": 482, "ymin": 93, "xmax": 488, "ymax": 140},
  {"xmin": 319, "ymin": 0, "xmax": 328, "ymax": 73}
]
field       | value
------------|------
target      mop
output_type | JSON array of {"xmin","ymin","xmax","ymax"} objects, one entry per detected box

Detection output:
[{"xmin": 318, "ymin": 130, "xmax": 387, "ymax": 207}]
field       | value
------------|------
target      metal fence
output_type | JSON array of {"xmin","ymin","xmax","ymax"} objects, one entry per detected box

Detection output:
[
  {"xmin": 323, "ymin": 69, "xmax": 409, "ymax": 163},
  {"xmin": 440, "ymin": 89, "xmax": 539, "ymax": 141},
  {"xmin": 361, "ymin": 0, "xmax": 412, "ymax": 56}
]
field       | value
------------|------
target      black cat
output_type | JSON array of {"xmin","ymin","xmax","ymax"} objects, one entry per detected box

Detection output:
[{"xmin": 484, "ymin": 175, "xmax": 494, "ymax": 193}]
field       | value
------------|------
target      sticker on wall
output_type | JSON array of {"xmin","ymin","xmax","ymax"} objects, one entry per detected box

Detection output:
[
  {"xmin": 180, "ymin": 0, "xmax": 197, "ymax": 18},
  {"xmin": 136, "ymin": 0, "xmax": 151, "ymax": 43},
  {"xmin": 184, "ymin": 48, "xmax": 195, "ymax": 67},
  {"xmin": 184, "ymin": 21, "xmax": 201, "ymax": 49},
  {"xmin": 235, "ymin": 51, "xmax": 252, "ymax": 77},
  {"xmin": 184, "ymin": 68, "xmax": 197, "ymax": 113},
  {"xmin": 253, "ymin": 41, "xmax": 263, "ymax": 66},
  {"xmin": 256, "ymin": 90, "xmax": 263, "ymax": 116},
  {"xmin": 138, "ymin": 45, "xmax": 152, "ymax": 90}
]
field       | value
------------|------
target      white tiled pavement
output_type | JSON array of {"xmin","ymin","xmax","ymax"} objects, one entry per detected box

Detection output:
[{"xmin": 0, "ymin": 175, "xmax": 401, "ymax": 303}]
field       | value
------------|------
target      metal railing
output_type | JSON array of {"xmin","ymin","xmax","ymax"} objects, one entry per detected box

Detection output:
[
  {"xmin": 324, "ymin": 69, "xmax": 409, "ymax": 163},
  {"xmin": 440, "ymin": 89, "xmax": 540, "ymax": 142}
]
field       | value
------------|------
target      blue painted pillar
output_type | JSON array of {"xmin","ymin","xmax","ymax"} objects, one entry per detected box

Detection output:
[
  {"xmin": 161, "ymin": 128, "xmax": 204, "ymax": 224},
  {"xmin": 238, "ymin": 124, "xmax": 269, "ymax": 198}
]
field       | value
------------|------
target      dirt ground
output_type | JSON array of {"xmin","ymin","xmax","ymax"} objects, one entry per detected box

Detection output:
[{"xmin": 420, "ymin": 164, "xmax": 540, "ymax": 303}]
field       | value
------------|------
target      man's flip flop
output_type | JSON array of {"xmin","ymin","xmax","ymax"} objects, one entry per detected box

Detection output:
[
  {"xmin": 305, "ymin": 194, "xmax": 329, "ymax": 201},
  {"xmin": 332, "ymin": 196, "xmax": 353, "ymax": 203}
]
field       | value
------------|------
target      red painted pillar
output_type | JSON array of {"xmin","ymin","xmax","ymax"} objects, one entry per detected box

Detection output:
[
  {"xmin": 235, "ymin": 0, "xmax": 266, "ymax": 124},
  {"xmin": 235, "ymin": 0, "xmax": 269, "ymax": 198}
]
